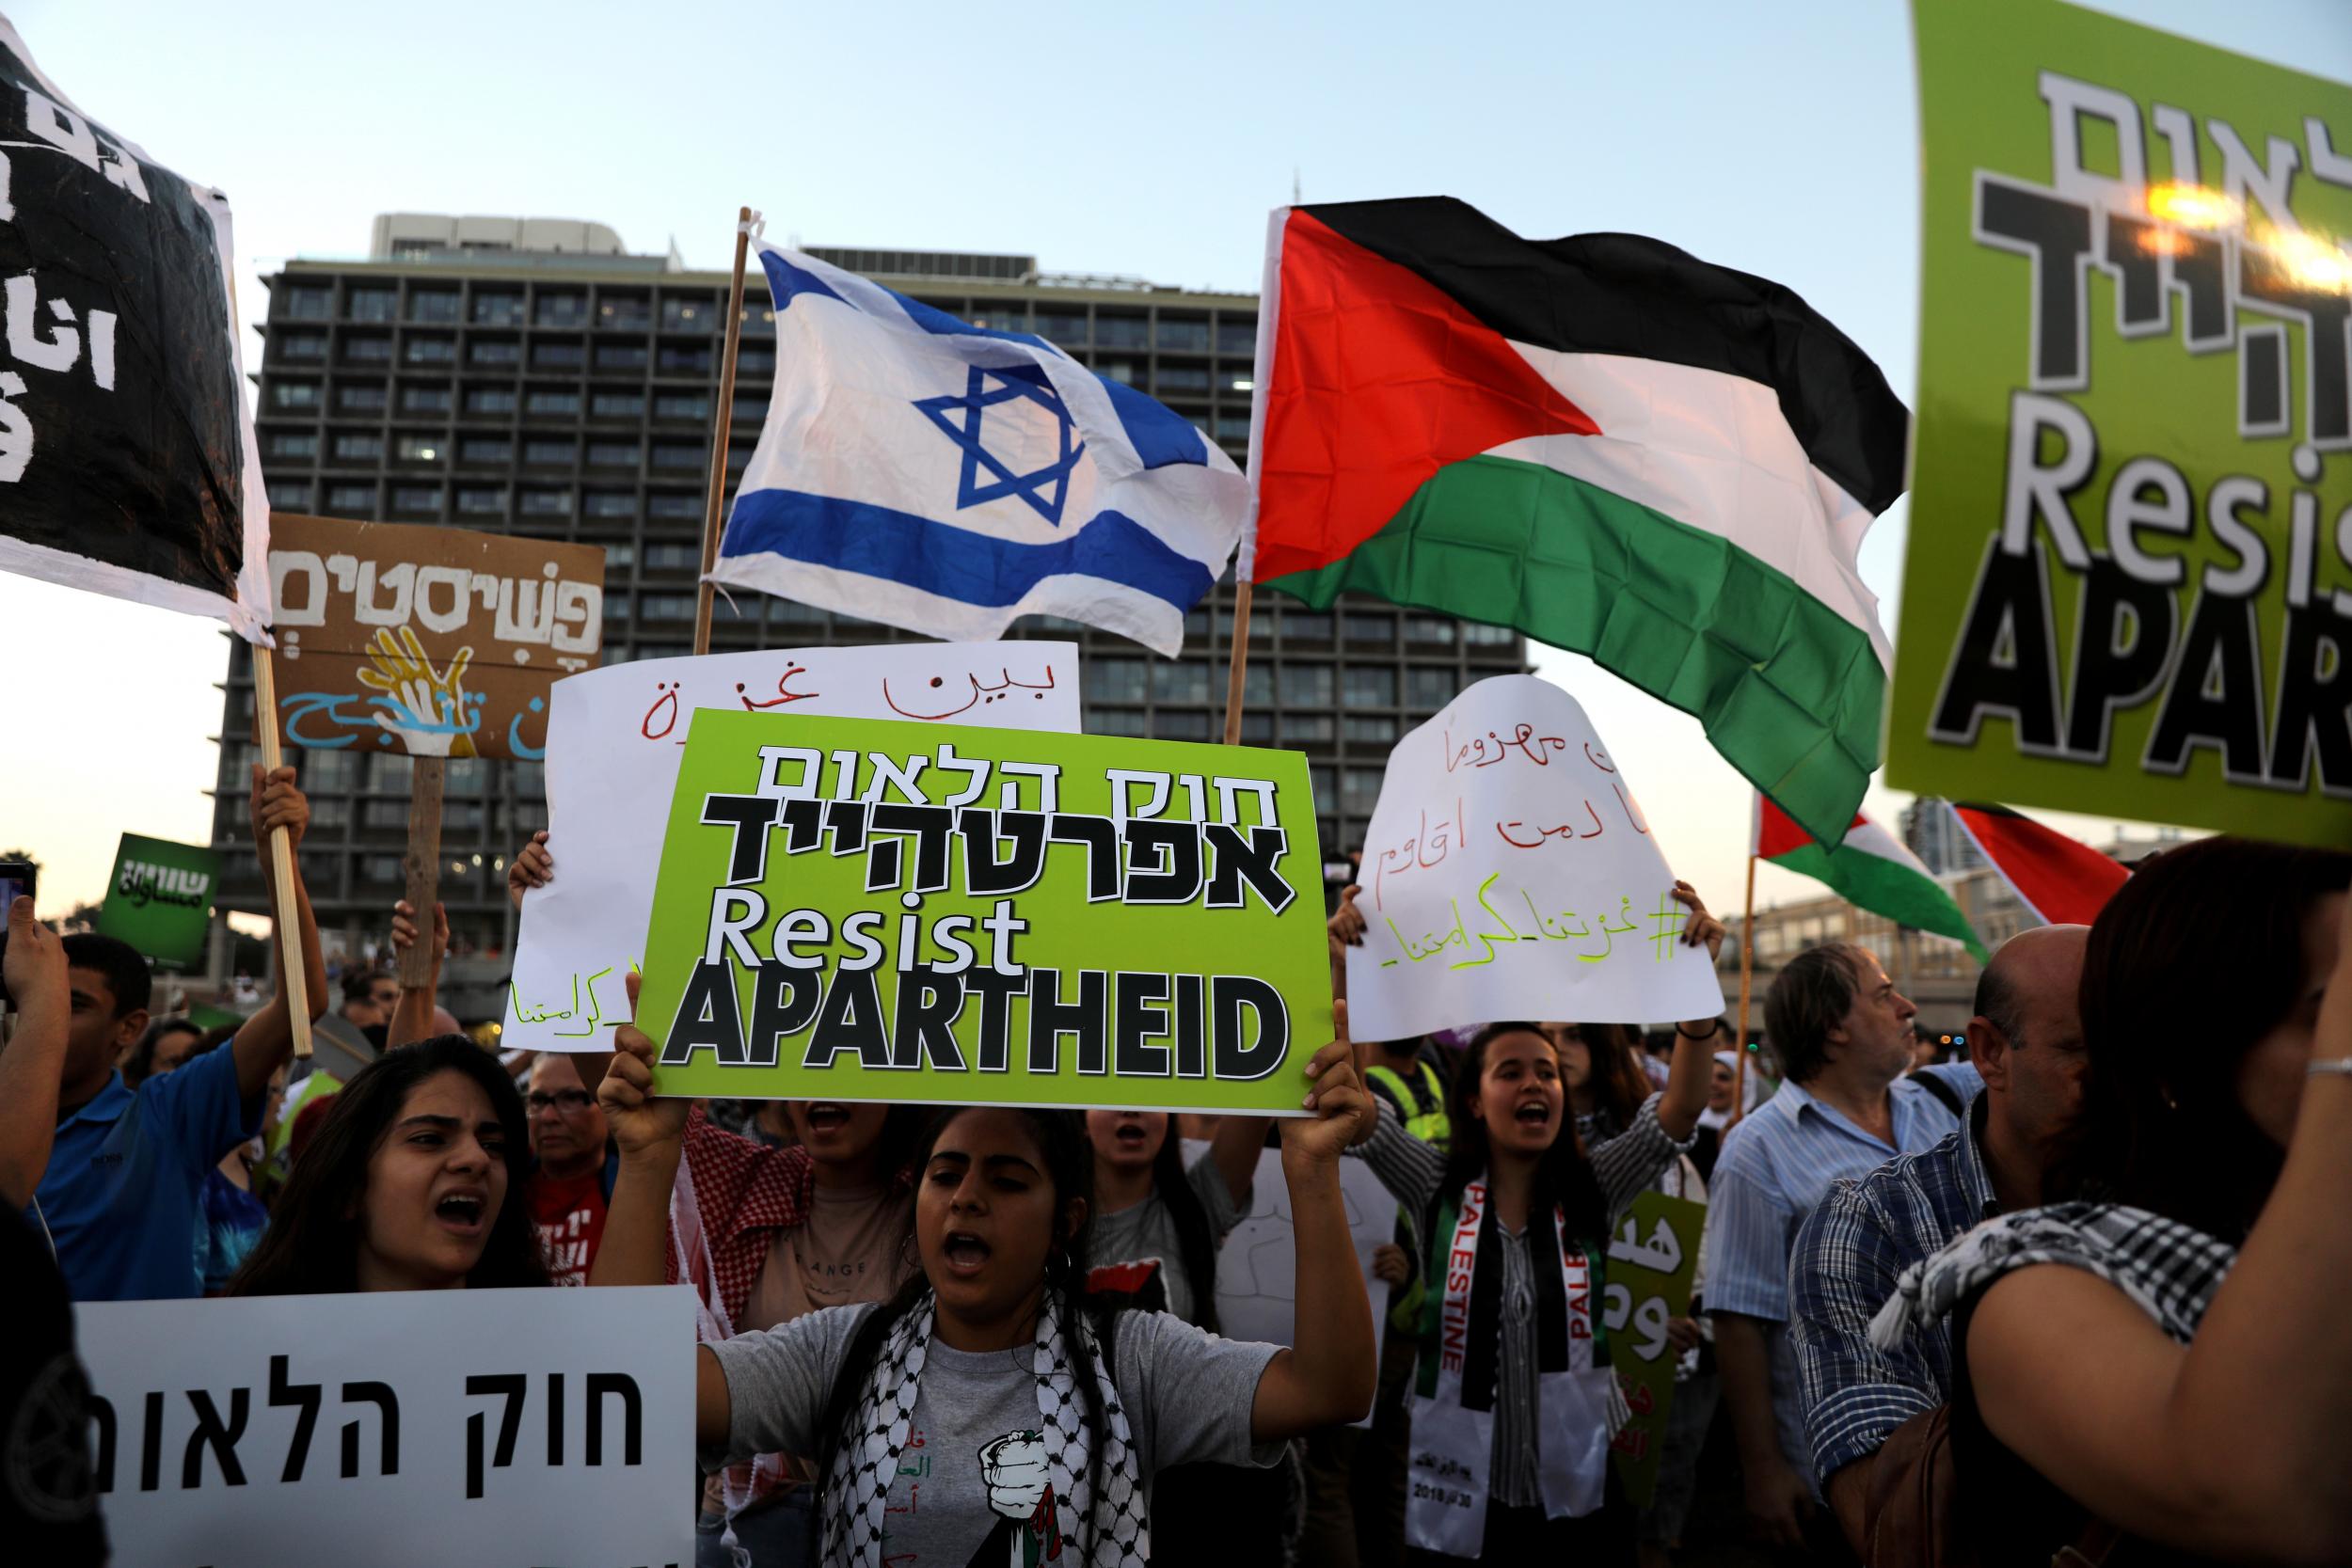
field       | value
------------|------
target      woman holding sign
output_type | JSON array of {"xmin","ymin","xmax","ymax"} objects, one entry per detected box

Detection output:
[
  {"xmin": 593, "ymin": 978, "xmax": 1377, "ymax": 1568},
  {"xmin": 1351, "ymin": 882, "xmax": 1724, "ymax": 1562}
]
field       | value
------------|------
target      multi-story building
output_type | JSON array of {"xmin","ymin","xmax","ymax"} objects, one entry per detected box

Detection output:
[{"xmin": 210, "ymin": 215, "xmax": 1527, "ymax": 1014}]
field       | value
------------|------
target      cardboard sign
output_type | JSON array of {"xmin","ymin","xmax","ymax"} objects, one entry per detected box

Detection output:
[
  {"xmin": 262, "ymin": 513, "xmax": 604, "ymax": 762},
  {"xmin": 637, "ymin": 710, "xmax": 1330, "ymax": 1112},
  {"xmin": 94, "ymin": 832, "xmax": 219, "ymax": 971},
  {"xmin": 0, "ymin": 21, "xmax": 272, "ymax": 639},
  {"xmin": 506, "ymin": 641, "xmax": 1078, "ymax": 1051},
  {"xmin": 1886, "ymin": 0, "xmax": 2352, "ymax": 847},
  {"xmin": 1605, "ymin": 1190, "xmax": 1706, "ymax": 1509},
  {"xmin": 1344, "ymin": 674, "xmax": 1724, "ymax": 1037},
  {"xmin": 1206, "ymin": 1141, "xmax": 1396, "ymax": 1430},
  {"xmin": 78, "ymin": 1286, "xmax": 696, "ymax": 1568}
]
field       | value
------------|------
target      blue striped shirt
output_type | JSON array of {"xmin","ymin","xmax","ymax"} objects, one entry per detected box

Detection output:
[
  {"xmin": 1789, "ymin": 1100, "xmax": 1997, "ymax": 1482},
  {"xmin": 1699, "ymin": 1063, "xmax": 1980, "ymax": 1485}
]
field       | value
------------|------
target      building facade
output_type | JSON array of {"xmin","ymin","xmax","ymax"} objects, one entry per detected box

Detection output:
[{"xmin": 211, "ymin": 218, "xmax": 1527, "ymax": 1012}]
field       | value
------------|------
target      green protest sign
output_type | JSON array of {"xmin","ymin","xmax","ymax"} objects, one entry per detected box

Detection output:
[
  {"xmin": 1887, "ymin": 0, "xmax": 2352, "ymax": 847},
  {"xmin": 634, "ymin": 709, "xmax": 1332, "ymax": 1112},
  {"xmin": 95, "ymin": 832, "xmax": 220, "ymax": 971},
  {"xmin": 1605, "ymin": 1190, "xmax": 1704, "ymax": 1510}
]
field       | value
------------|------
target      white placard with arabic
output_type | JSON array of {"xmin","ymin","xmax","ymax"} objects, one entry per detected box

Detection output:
[
  {"xmin": 1196, "ymin": 1141, "xmax": 1391, "ymax": 1430},
  {"xmin": 506, "ymin": 641, "xmax": 1079, "ymax": 1051},
  {"xmin": 79, "ymin": 1286, "xmax": 697, "ymax": 1568},
  {"xmin": 1345, "ymin": 674, "xmax": 1724, "ymax": 1038}
]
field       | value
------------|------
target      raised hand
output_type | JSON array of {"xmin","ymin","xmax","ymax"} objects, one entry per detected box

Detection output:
[
  {"xmin": 598, "ymin": 971, "xmax": 690, "ymax": 1156},
  {"xmin": 1328, "ymin": 884, "xmax": 1367, "ymax": 946},
  {"xmin": 1671, "ymin": 880, "xmax": 1725, "ymax": 960},
  {"xmin": 248, "ymin": 764, "xmax": 310, "ymax": 851},
  {"xmin": 3, "ymin": 894, "xmax": 65, "ymax": 1021},
  {"xmin": 507, "ymin": 831, "xmax": 553, "ymax": 911},
  {"xmin": 390, "ymin": 899, "xmax": 448, "ymax": 968},
  {"xmin": 1283, "ymin": 1000, "xmax": 1369, "ymax": 1165}
]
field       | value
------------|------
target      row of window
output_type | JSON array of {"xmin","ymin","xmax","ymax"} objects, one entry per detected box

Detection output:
[
  {"xmin": 273, "ymin": 280, "xmax": 1257, "ymax": 355},
  {"xmin": 262, "ymin": 474, "xmax": 744, "ymax": 517},
  {"xmin": 277, "ymin": 282, "xmax": 761, "ymax": 335},
  {"xmin": 269, "ymin": 382, "xmax": 741, "ymax": 421},
  {"xmin": 264, "ymin": 427, "xmax": 717, "ymax": 467},
  {"xmin": 217, "ymin": 744, "xmax": 545, "ymax": 799},
  {"xmin": 268, "ymin": 331, "xmax": 780, "ymax": 377}
]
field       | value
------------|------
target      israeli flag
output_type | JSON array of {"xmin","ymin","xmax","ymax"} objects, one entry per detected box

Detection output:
[{"xmin": 711, "ymin": 241, "xmax": 1250, "ymax": 657}]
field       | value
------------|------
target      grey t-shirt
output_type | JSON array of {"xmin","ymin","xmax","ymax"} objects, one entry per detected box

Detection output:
[
  {"xmin": 1082, "ymin": 1153, "xmax": 1241, "ymax": 1323},
  {"xmin": 707, "ymin": 1305, "xmax": 1280, "ymax": 1566}
]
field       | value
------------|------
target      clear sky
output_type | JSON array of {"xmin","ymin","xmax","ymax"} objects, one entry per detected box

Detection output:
[{"xmin": 4, "ymin": 0, "xmax": 2346, "ymax": 925}]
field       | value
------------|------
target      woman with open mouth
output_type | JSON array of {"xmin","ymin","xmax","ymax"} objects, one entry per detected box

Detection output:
[
  {"xmin": 1348, "ymin": 881, "xmax": 1727, "ymax": 1563},
  {"xmin": 228, "ymin": 1035, "xmax": 550, "ymax": 1295},
  {"xmin": 593, "ymin": 979, "xmax": 1379, "ymax": 1568}
]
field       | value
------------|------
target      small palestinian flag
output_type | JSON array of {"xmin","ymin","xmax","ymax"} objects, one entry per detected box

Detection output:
[
  {"xmin": 1946, "ymin": 802, "xmax": 2128, "ymax": 927},
  {"xmin": 1248, "ymin": 198, "xmax": 1907, "ymax": 847},
  {"xmin": 1754, "ymin": 795, "xmax": 1988, "ymax": 961}
]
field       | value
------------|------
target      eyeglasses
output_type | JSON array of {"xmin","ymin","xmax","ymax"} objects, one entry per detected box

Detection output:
[{"xmin": 526, "ymin": 1089, "xmax": 596, "ymax": 1115}]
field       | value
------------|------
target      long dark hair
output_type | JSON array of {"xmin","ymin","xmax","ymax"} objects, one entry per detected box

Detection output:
[
  {"xmin": 1145, "ymin": 1123, "xmax": 1223, "ymax": 1335},
  {"xmin": 230, "ymin": 1037, "xmax": 551, "ymax": 1295},
  {"xmin": 2066, "ymin": 836, "xmax": 2352, "ymax": 1243},
  {"xmin": 1440, "ymin": 1022, "xmax": 1608, "ymax": 1243},
  {"xmin": 1571, "ymin": 1022, "xmax": 1655, "ymax": 1134},
  {"xmin": 816, "ymin": 1107, "xmax": 1112, "ymax": 1547}
]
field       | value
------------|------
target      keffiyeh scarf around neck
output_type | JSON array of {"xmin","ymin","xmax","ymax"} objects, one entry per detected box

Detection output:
[
  {"xmin": 1869, "ymin": 1202, "xmax": 2237, "ymax": 1353},
  {"xmin": 823, "ymin": 1290, "xmax": 1151, "ymax": 1568}
]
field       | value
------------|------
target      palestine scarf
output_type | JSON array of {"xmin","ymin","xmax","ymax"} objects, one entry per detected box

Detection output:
[
  {"xmin": 1869, "ymin": 1203, "xmax": 2236, "ymax": 1351},
  {"xmin": 1406, "ymin": 1178, "xmax": 1628, "ymax": 1557},
  {"xmin": 823, "ymin": 1290, "xmax": 1150, "ymax": 1568}
]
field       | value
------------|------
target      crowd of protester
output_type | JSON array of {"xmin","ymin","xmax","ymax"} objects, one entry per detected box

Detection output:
[{"xmin": 7, "ymin": 763, "xmax": 2351, "ymax": 1565}]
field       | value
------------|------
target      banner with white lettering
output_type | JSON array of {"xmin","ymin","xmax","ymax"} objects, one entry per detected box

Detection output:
[
  {"xmin": 506, "ymin": 641, "xmax": 1078, "ymax": 1051},
  {"xmin": 0, "ymin": 19, "xmax": 271, "ymax": 640},
  {"xmin": 78, "ymin": 1286, "xmax": 696, "ymax": 1568},
  {"xmin": 1345, "ymin": 674, "xmax": 1724, "ymax": 1038}
]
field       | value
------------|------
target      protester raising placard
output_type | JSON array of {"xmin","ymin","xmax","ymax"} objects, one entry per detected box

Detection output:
[
  {"xmin": 634, "ymin": 709, "xmax": 1329, "ymax": 1113},
  {"xmin": 264, "ymin": 513, "xmax": 605, "ymax": 762},
  {"xmin": 0, "ymin": 20, "xmax": 271, "ymax": 639},
  {"xmin": 77, "ymin": 1286, "xmax": 696, "ymax": 1568},
  {"xmin": 1344, "ymin": 673, "xmax": 1725, "ymax": 1039},
  {"xmin": 506, "ymin": 639, "xmax": 1079, "ymax": 1051}
]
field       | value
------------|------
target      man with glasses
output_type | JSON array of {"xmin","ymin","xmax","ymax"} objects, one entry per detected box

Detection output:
[{"xmin": 521, "ymin": 1052, "xmax": 616, "ymax": 1285}]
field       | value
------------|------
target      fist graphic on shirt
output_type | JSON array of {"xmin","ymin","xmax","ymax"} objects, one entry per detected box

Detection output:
[{"xmin": 978, "ymin": 1431, "xmax": 1051, "ymax": 1520}]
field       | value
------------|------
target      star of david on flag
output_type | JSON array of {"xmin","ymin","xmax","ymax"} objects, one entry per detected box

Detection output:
[
  {"xmin": 914, "ymin": 364, "xmax": 1087, "ymax": 527},
  {"xmin": 710, "ymin": 239, "xmax": 1251, "ymax": 657}
]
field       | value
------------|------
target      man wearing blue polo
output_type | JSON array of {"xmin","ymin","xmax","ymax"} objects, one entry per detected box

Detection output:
[
  {"xmin": 28, "ymin": 765, "xmax": 326, "ymax": 1301},
  {"xmin": 1702, "ymin": 942, "xmax": 1980, "ymax": 1554}
]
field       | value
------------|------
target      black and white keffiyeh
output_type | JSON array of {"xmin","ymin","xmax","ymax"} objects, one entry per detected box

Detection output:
[
  {"xmin": 1868, "ymin": 1202, "xmax": 2237, "ymax": 1353},
  {"xmin": 822, "ymin": 1290, "xmax": 1151, "ymax": 1567}
]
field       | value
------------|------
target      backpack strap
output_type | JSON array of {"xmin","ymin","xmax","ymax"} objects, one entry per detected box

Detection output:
[{"xmin": 1913, "ymin": 1069, "xmax": 1966, "ymax": 1120}]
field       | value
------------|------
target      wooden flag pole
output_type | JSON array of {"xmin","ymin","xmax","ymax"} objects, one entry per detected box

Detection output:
[
  {"xmin": 1730, "ymin": 847, "xmax": 1757, "ymax": 1125},
  {"xmin": 692, "ymin": 205, "xmax": 755, "ymax": 659},
  {"xmin": 398, "ymin": 757, "xmax": 446, "ymax": 990},
  {"xmin": 249, "ymin": 646, "xmax": 314, "ymax": 1059},
  {"xmin": 1218, "ymin": 578, "xmax": 1256, "ymax": 747}
]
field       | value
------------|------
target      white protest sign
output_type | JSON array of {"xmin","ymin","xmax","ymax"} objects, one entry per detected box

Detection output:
[
  {"xmin": 1200, "ymin": 1141, "xmax": 1392, "ymax": 1429},
  {"xmin": 506, "ymin": 641, "xmax": 1078, "ymax": 1049},
  {"xmin": 1346, "ymin": 674, "xmax": 1724, "ymax": 1038},
  {"xmin": 79, "ymin": 1285, "xmax": 697, "ymax": 1568}
]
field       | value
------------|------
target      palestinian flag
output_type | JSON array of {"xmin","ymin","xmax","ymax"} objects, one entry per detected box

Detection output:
[
  {"xmin": 1248, "ymin": 197, "xmax": 1908, "ymax": 847},
  {"xmin": 1946, "ymin": 802, "xmax": 2128, "ymax": 927},
  {"xmin": 1754, "ymin": 795, "xmax": 1988, "ymax": 961}
]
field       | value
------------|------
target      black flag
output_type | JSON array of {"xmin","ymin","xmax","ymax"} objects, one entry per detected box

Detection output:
[{"xmin": 0, "ymin": 19, "xmax": 269, "ymax": 638}]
